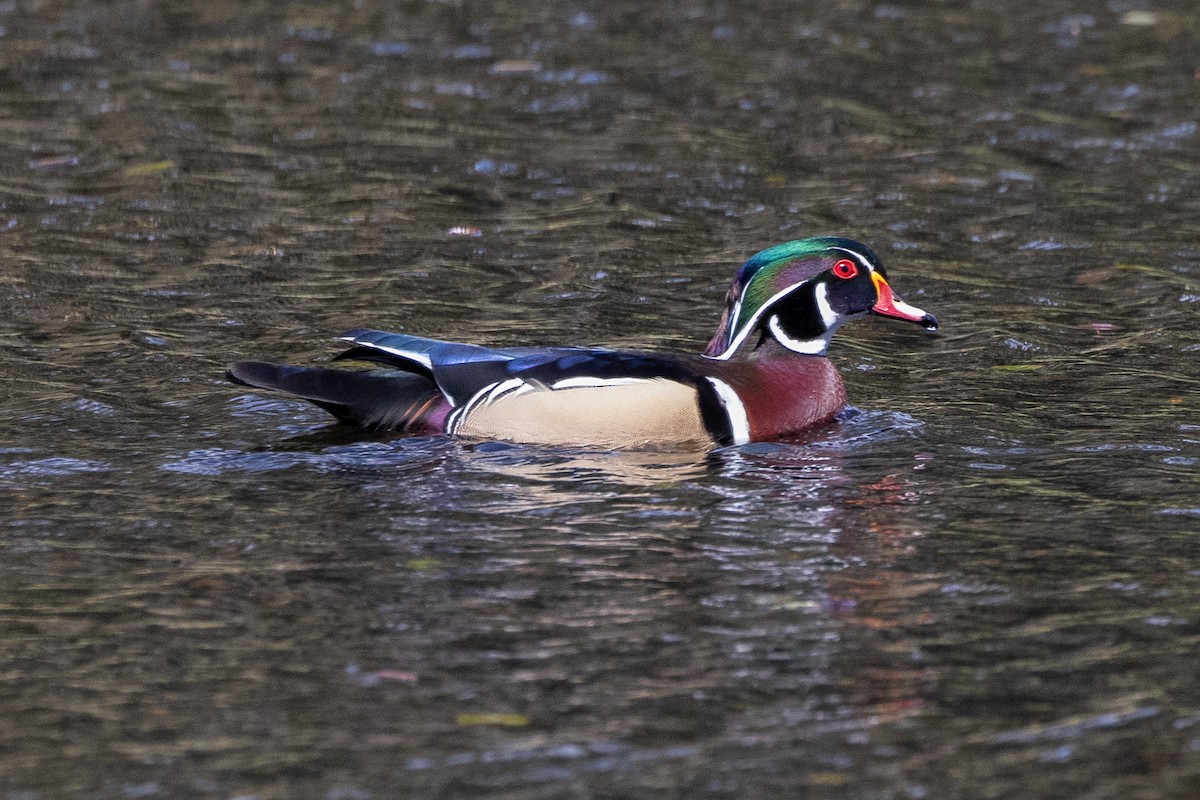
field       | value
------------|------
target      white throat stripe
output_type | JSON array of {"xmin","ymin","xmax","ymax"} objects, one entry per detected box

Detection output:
[{"xmin": 768, "ymin": 315, "xmax": 828, "ymax": 355}]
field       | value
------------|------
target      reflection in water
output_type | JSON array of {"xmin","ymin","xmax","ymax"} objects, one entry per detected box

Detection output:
[
  {"xmin": 460, "ymin": 442, "xmax": 712, "ymax": 493},
  {"xmin": 334, "ymin": 411, "xmax": 947, "ymax": 795}
]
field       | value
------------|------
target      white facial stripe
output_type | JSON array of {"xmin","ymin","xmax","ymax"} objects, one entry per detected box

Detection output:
[
  {"xmin": 725, "ymin": 299, "xmax": 743, "ymax": 342},
  {"xmin": 814, "ymin": 281, "xmax": 837, "ymax": 329},
  {"xmin": 831, "ymin": 246, "xmax": 874, "ymax": 272},
  {"xmin": 768, "ymin": 315, "xmax": 828, "ymax": 355},
  {"xmin": 715, "ymin": 279, "xmax": 843, "ymax": 359},
  {"xmin": 705, "ymin": 377, "xmax": 751, "ymax": 445},
  {"xmin": 708, "ymin": 282, "xmax": 808, "ymax": 360},
  {"xmin": 713, "ymin": 247, "xmax": 876, "ymax": 361}
]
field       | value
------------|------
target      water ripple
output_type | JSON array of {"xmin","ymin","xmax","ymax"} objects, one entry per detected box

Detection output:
[{"xmin": 0, "ymin": 457, "xmax": 110, "ymax": 479}]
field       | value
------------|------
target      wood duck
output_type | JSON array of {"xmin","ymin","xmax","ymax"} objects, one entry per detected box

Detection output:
[{"xmin": 227, "ymin": 237, "xmax": 937, "ymax": 449}]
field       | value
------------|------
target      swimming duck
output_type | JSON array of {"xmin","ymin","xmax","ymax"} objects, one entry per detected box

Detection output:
[{"xmin": 227, "ymin": 237, "xmax": 937, "ymax": 448}]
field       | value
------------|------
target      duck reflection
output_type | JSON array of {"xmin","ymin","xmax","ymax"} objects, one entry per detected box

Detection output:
[
  {"xmin": 458, "ymin": 440, "xmax": 712, "ymax": 490},
  {"xmin": 713, "ymin": 437, "xmax": 937, "ymax": 725},
  {"xmin": 422, "ymin": 416, "xmax": 941, "ymax": 736},
  {"xmin": 224, "ymin": 414, "xmax": 941, "ymax": 747}
]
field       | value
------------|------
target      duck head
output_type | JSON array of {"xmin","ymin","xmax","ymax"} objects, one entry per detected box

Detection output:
[{"xmin": 702, "ymin": 237, "xmax": 938, "ymax": 359}]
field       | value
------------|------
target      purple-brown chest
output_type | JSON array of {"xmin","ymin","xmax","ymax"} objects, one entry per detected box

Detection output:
[{"xmin": 714, "ymin": 354, "xmax": 847, "ymax": 441}]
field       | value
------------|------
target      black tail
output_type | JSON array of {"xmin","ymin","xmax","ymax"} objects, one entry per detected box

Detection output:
[{"xmin": 227, "ymin": 361, "xmax": 442, "ymax": 431}]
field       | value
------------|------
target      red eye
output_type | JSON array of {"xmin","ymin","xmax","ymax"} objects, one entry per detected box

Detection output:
[{"xmin": 832, "ymin": 259, "xmax": 859, "ymax": 280}]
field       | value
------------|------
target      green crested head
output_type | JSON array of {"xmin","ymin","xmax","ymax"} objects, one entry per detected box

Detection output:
[{"xmin": 702, "ymin": 237, "xmax": 936, "ymax": 359}]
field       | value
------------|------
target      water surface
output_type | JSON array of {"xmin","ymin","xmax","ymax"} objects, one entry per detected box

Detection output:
[{"xmin": 2, "ymin": 1, "xmax": 1199, "ymax": 798}]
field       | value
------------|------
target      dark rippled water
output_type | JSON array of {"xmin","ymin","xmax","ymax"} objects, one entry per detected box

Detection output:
[{"xmin": 3, "ymin": 2, "xmax": 1200, "ymax": 798}]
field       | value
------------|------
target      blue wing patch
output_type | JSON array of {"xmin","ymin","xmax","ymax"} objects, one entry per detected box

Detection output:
[{"xmin": 337, "ymin": 329, "xmax": 696, "ymax": 406}]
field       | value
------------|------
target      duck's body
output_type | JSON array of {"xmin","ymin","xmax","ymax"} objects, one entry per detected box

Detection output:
[
  {"xmin": 229, "ymin": 334, "xmax": 845, "ymax": 448},
  {"xmin": 227, "ymin": 238, "xmax": 937, "ymax": 448}
]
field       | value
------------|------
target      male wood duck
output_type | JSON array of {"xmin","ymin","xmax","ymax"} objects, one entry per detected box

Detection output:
[{"xmin": 227, "ymin": 237, "xmax": 937, "ymax": 449}]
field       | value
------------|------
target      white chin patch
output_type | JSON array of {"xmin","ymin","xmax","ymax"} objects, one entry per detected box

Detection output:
[
  {"xmin": 767, "ymin": 283, "xmax": 839, "ymax": 355},
  {"xmin": 768, "ymin": 315, "xmax": 829, "ymax": 355}
]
